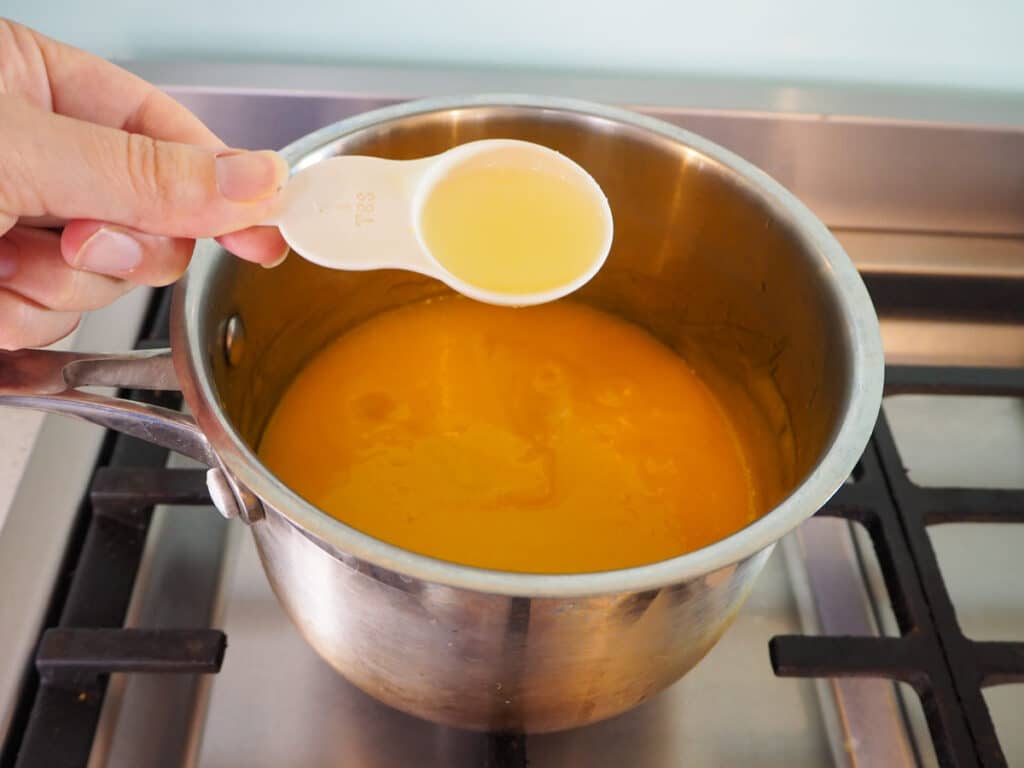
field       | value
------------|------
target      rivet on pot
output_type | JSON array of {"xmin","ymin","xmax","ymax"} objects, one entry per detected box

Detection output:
[
  {"xmin": 222, "ymin": 315, "xmax": 246, "ymax": 367},
  {"xmin": 206, "ymin": 468, "xmax": 240, "ymax": 520}
]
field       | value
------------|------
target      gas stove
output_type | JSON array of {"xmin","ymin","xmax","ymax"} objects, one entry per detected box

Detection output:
[{"xmin": 0, "ymin": 64, "xmax": 1022, "ymax": 768}]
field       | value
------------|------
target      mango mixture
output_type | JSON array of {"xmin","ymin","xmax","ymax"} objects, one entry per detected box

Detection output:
[{"xmin": 260, "ymin": 297, "xmax": 770, "ymax": 573}]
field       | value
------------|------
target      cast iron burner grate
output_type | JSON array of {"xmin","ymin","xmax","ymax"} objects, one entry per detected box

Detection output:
[
  {"xmin": 0, "ymin": 290, "xmax": 226, "ymax": 768},
  {"xmin": 0, "ymin": 288, "xmax": 532, "ymax": 768},
  {"xmin": 771, "ymin": 365, "xmax": 1024, "ymax": 768},
  {"xmin": 2, "ymin": 285, "xmax": 1022, "ymax": 768}
]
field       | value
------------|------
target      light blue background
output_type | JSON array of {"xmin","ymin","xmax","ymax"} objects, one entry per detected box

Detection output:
[{"xmin": 5, "ymin": 1, "xmax": 1022, "ymax": 93}]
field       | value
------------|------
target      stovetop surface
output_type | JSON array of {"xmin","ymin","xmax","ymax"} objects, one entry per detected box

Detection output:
[
  {"xmin": 199, "ymin": 518, "xmax": 831, "ymax": 768},
  {"xmin": 1, "ymin": 64, "xmax": 1023, "ymax": 768}
]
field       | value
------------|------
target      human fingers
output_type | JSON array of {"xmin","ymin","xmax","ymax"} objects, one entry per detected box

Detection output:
[
  {"xmin": 0, "ymin": 95, "xmax": 287, "ymax": 238},
  {"xmin": 0, "ymin": 286, "xmax": 80, "ymax": 351},
  {"xmin": 0, "ymin": 226, "xmax": 133, "ymax": 309},
  {"xmin": 216, "ymin": 227, "xmax": 290, "ymax": 267},
  {"xmin": 60, "ymin": 220, "xmax": 196, "ymax": 286},
  {"xmin": 1, "ymin": 20, "xmax": 220, "ymax": 146}
]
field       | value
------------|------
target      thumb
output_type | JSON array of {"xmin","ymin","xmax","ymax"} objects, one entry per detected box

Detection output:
[{"xmin": 0, "ymin": 95, "xmax": 288, "ymax": 238}]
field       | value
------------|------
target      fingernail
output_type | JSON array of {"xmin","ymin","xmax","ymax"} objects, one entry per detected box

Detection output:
[
  {"xmin": 262, "ymin": 246, "xmax": 290, "ymax": 269},
  {"xmin": 216, "ymin": 150, "xmax": 288, "ymax": 203},
  {"xmin": 74, "ymin": 228, "xmax": 143, "ymax": 274}
]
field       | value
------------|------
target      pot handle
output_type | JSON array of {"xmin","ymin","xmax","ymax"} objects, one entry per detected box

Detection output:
[{"xmin": 0, "ymin": 347, "xmax": 216, "ymax": 466}]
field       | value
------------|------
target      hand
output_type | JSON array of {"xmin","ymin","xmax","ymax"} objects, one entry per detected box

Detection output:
[{"xmin": 0, "ymin": 19, "xmax": 291, "ymax": 350}]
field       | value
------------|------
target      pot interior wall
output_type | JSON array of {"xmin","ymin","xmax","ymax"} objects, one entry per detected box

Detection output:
[{"xmin": 202, "ymin": 105, "xmax": 851, "ymax": 509}]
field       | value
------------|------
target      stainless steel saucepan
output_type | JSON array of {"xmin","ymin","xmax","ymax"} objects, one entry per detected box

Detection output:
[{"xmin": 0, "ymin": 95, "xmax": 883, "ymax": 733}]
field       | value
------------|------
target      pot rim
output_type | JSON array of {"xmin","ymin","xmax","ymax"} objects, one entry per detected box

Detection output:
[{"xmin": 173, "ymin": 94, "xmax": 884, "ymax": 598}]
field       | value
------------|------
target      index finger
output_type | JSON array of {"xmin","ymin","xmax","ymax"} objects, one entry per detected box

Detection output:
[
  {"xmin": 5, "ymin": 20, "xmax": 220, "ymax": 147},
  {"xmin": 2, "ymin": 21, "xmax": 289, "ymax": 264}
]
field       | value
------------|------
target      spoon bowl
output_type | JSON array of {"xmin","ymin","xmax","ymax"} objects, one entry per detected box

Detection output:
[{"xmin": 270, "ymin": 139, "xmax": 614, "ymax": 306}]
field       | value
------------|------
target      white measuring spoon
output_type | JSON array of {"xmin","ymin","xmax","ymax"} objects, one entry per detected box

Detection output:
[{"xmin": 267, "ymin": 139, "xmax": 614, "ymax": 306}]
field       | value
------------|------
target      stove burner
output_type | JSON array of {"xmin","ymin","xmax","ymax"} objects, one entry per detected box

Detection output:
[
  {"xmin": 771, "ymin": 365, "xmax": 1024, "ymax": 768},
  {"xmin": 0, "ymin": 293, "xmax": 225, "ymax": 768},
  {"xmin": 2, "ymin": 287, "xmax": 1021, "ymax": 768}
]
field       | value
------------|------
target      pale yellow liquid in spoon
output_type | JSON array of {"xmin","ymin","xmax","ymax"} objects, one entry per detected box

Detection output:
[{"xmin": 419, "ymin": 162, "xmax": 609, "ymax": 296}]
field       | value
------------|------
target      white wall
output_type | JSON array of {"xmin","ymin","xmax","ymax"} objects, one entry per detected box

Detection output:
[{"xmin": 5, "ymin": 0, "xmax": 1023, "ymax": 94}]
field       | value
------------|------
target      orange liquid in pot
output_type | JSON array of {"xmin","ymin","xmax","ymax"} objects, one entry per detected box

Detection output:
[{"xmin": 259, "ymin": 297, "xmax": 774, "ymax": 574}]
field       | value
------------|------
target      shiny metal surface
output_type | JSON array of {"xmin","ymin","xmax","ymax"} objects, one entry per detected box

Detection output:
[
  {"xmin": 0, "ymin": 349, "xmax": 214, "ymax": 465},
  {"xmin": 0, "ymin": 349, "xmax": 270, "ymax": 524},
  {"xmin": 127, "ymin": 61, "xmax": 1024, "ymax": 239},
  {"xmin": 196, "ymin": 526, "xmax": 832, "ymax": 767},
  {"xmin": 88, "ymin": 453, "xmax": 234, "ymax": 768},
  {"xmin": 3, "ymin": 64, "xmax": 1020, "ymax": 763},
  {"xmin": 148, "ymin": 65, "xmax": 1024, "ymax": 372},
  {"xmin": 205, "ymin": 468, "xmax": 242, "ymax": 520},
  {"xmin": 880, "ymin": 394, "xmax": 1024, "ymax": 765},
  {"xmin": 220, "ymin": 315, "xmax": 245, "ymax": 368},
  {"xmin": 0, "ymin": 95, "xmax": 883, "ymax": 732},
  {"xmin": 0, "ymin": 348, "xmax": 178, "ymax": 394},
  {"xmin": 0, "ymin": 288, "xmax": 152, "ymax": 748},
  {"xmin": 154, "ymin": 74, "xmax": 1024, "ymax": 371},
  {"xmin": 172, "ymin": 96, "xmax": 882, "ymax": 731},
  {"xmin": 126, "ymin": 59, "xmax": 1024, "ymax": 129},
  {"xmin": 784, "ymin": 520, "xmax": 917, "ymax": 768},
  {"xmin": 255, "ymin": 499, "xmax": 772, "ymax": 731}
]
